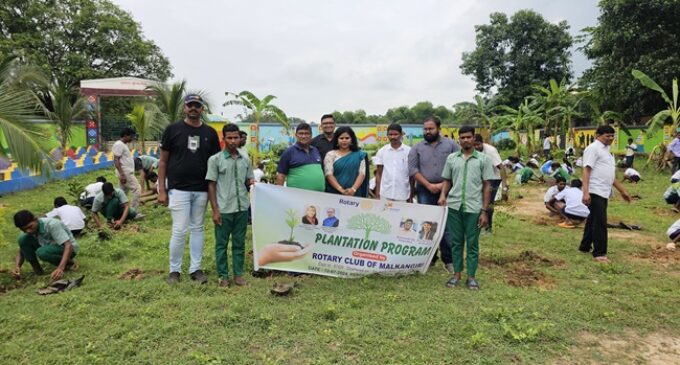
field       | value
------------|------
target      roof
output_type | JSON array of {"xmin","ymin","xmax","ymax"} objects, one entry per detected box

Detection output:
[{"xmin": 80, "ymin": 77, "xmax": 158, "ymax": 91}]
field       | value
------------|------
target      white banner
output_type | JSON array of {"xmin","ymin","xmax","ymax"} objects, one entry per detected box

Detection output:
[{"xmin": 252, "ymin": 184, "xmax": 447, "ymax": 278}]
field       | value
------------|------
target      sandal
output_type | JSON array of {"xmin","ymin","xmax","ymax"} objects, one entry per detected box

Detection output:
[
  {"xmin": 466, "ymin": 278, "xmax": 480, "ymax": 290},
  {"xmin": 445, "ymin": 277, "xmax": 460, "ymax": 288},
  {"xmin": 593, "ymin": 256, "xmax": 610, "ymax": 263},
  {"xmin": 558, "ymin": 222, "xmax": 575, "ymax": 228}
]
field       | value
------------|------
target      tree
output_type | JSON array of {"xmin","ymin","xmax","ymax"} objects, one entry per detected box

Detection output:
[
  {"xmin": 581, "ymin": 0, "xmax": 680, "ymax": 122},
  {"xmin": 224, "ymin": 91, "xmax": 288, "ymax": 151},
  {"xmin": 497, "ymin": 99, "xmax": 543, "ymax": 155},
  {"xmin": 347, "ymin": 213, "xmax": 391, "ymax": 240},
  {"xmin": 531, "ymin": 79, "xmax": 582, "ymax": 141},
  {"xmin": 632, "ymin": 69, "xmax": 679, "ymax": 135},
  {"xmin": 460, "ymin": 10, "xmax": 573, "ymax": 108},
  {"xmin": 0, "ymin": 0, "xmax": 172, "ymax": 88},
  {"xmin": 126, "ymin": 103, "xmax": 165, "ymax": 153},
  {"xmin": 0, "ymin": 56, "xmax": 50, "ymax": 172},
  {"xmin": 39, "ymin": 83, "xmax": 87, "ymax": 151},
  {"xmin": 146, "ymin": 80, "xmax": 211, "ymax": 125}
]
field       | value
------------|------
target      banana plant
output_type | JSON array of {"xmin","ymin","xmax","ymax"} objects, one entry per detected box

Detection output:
[{"xmin": 632, "ymin": 69, "xmax": 679, "ymax": 135}]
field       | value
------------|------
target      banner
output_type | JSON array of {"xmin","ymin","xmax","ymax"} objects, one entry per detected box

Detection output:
[{"xmin": 252, "ymin": 184, "xmax": 447, "ymax": 278}]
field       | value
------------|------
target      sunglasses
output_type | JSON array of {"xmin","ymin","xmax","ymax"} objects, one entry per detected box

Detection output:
[{"xmin": 186, "ymin": 102, "xmax": 203, "ymax": 109}]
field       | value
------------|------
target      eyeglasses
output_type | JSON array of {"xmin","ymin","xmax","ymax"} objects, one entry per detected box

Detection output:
[{"xmin": 186, "ymin": 102, "xmax": 203, "ymax": 109}]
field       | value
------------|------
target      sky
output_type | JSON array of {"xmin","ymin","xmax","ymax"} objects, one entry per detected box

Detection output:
[{"xmin": 111, "ymin": 0, "xmax": 600, "ymax": 122}]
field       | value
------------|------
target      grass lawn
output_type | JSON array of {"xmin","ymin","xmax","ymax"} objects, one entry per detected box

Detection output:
[{"xmin": 1, "ymin": 164, "xmax": 679, "ymax": 364}]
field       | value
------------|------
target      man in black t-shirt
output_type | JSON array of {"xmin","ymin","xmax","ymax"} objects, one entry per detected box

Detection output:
[
  {"xmin": 310, "ymin": 113, "xmax": 336, "ymax": 161},
  {"xmin": 158, "ymin": 94, "xmax": 220, "ymax": 285}
]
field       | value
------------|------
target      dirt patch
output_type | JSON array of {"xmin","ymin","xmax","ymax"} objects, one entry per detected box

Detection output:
[
  {"xmin": 119, "ymin": 268, "xmax": 145, "ymax": 280},
  {"xmin": 557, "ymin": 331, "xmax": 680, "ymax": 364},
  {"xmin": 632, "ymin": 245, "xmax": 680, "ymax": 266},
  {"xmin": 480, "ymin": 250, "xmax": 562, "ymax": 288}
]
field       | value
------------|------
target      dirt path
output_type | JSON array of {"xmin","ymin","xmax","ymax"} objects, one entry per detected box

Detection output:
[{"xmin": 556, "ymin": 331, "xmax": 680, "ymax": 364}]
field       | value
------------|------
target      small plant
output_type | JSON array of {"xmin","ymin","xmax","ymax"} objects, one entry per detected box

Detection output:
[{"xmin": 66, "ymin": 180, "xmax": 84, "ymax": 205}]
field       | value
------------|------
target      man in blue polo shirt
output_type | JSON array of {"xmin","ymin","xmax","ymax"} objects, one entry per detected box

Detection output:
[{"xmin": 276, "ymin": 123, "xmax": 325, "ymax": 191}]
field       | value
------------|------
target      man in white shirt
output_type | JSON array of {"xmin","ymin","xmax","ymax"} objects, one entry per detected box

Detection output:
[
  {"xmin": 79, "ymin": 176, "xmax": 106, "ymax": 209},
  {"xmin": 544, "ymin": 176, "xmax": 567, "ymax": 215},
  {"xmin": 551, "ymin": 179, "xmax": 590, "ymax": 228},
  {"xmin": 625, "ymin": 138, "xmax": 637, "ymax": 167},
  {"xmin": 580, "ymin": 125, "xmax": 631, "ymax": 262},
  {"xmin": 543, "ymin": 134, "xmax": 552, "ymax": 159},
  {"xmin": 112, "ymin": 127, "xmax": 141, "ymax": 210},
  {"xmin": 474, "ymin": 134, "xmax": 507, "ymax": 233},
  {"xmin": 253, "ymin": 162, "xmax": 265, "ymax": 183},
  {"xmin": 46, "ymin": 196, "xmax": 86, "ymax": 236},
  {"xmin": 375, "ymin": 123, "xmax": 412, "ymax": 202}
]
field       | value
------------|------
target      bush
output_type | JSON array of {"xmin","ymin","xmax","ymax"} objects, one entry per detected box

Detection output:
[{"xmin": 495, "ymin": 138, "xmax": 517, "ymax": 151}]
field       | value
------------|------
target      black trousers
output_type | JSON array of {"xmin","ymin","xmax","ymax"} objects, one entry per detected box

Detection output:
[{"xmin": 579, "ymin": 194, "xmax": 608, "ymax": 257}]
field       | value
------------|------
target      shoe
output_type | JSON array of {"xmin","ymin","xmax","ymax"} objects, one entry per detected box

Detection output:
[
  {"xmin": 444, "ymin": 263, "xmax": 454, "ymax": 274},
  {"xmin": 133, "ymin": 213, "xmax": 145, "ymax": 221},
  {"xmin": 558, "ymin": 222, "xmax": 575, "ymax": 228},
  {"xmin": 233, "ymin": 276, "xmax": 247, "ymax": 286},
  {"xmin": 466, "ymin": 278, "xmax": 480, "ymax": 290},
  {"xmin": 190, "ymin": 270, "xmax": 208, "ymax": 284},
  {"xmin": 445, "ymin": 276, "xmax": 460, "ymax": 288},
  {"xmin": 218, "ymin": 278, "xmax": 231, "ymax": 287},
  {"xmin": 167, "ymin": 272, "xmax": 180, "ymax": 284},
  {"xmin": 593, "ymin": 256, "xmax": 610, "ymax": 263}
]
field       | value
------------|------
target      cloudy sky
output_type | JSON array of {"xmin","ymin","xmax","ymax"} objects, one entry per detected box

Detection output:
[{"xmin": 111, "ymin": 0, "xmax": 599, "ymax": 122}]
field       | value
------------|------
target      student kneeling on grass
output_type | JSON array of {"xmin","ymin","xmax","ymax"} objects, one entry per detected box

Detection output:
[
  {"xmin": 46, "ymin": 196, "xmax": 86, "ymax": 237},
  {"xmin": 666, "ymin": 218, "xmax": 680, "ymax": 250},
  {"xmin": 206, "ymin": 123, "xmax": 254, "ymax": 288},
  {"xmin": 516, "ymin": 161, "xmax": 541, "ymax": 185},
  {"xmin": 622, "ymin": 167, "xmax": 641, "ymax": 184},
  {"xmin": 11, "ymin": 210, "xmax": 79, "ymax": 281},
  {"xmin": 91, "ymin": 182, "xmax": 137, "ymax": 230},
  {"xmin": 544, "ymin": 176, "xmax": 567, "ymax": 215},
  {"xmin": 551, "ymin": 179, "xmax": 590, "ymax": 228},
  {"xmin": 663, "ymin": 182, "xmax": 680, "ymax": 212}
]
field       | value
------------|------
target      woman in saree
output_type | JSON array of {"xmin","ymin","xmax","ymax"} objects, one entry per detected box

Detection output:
[{"xmin": 323, "ymin": 126, "xmax": 369, "ymax": 197}]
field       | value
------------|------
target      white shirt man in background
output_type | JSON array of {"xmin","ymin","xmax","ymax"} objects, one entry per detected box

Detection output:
[
  {"xmin": 253, "ymin": 162, "xmax": 265, "ymax": 183},
  {"xmin": 79, "ymin": 176, "xmax": 106, "ymax": 208},
  {"xmin": 47, "ymin": 196, "xmax": 86, "ymax": 236},
  {"xmin": 112, "ymin": 127, "xmax": 141, "ymax": 210},
  {"xmin": 474, "ymin": 134, "xmax": 507, "ymax": 233},
  {"xmin": 580, "ymin": 125, "xmax": 631, "ymax": 262},
  {"xmin": 374, "ymin": 123, "xmax": 412, "ymax": 202}
]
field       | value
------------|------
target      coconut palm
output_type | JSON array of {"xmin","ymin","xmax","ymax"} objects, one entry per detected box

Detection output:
[
  {"xmin": 632, "ymin": 69, "xmax": 680, "ymax": 134},
  {"xmin": 146, "ymin": 80, "xmax": 211, "ymax": 125},
  {"xmin": 39, "ymin": 83, "xmax": 88, "ymax": 151},
  {"xmin": 0, "ymin": 55, "xmax": 51, "ymax": 172},
  {"xmin": 223, "ymin": 91, "xmax": 288, "ymax": 151},
  {"xmin": 126, "ymin": 103, "xmax": 165, "ymax": 153}
]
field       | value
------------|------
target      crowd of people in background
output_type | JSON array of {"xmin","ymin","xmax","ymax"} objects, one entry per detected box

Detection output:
[{"xmin": 17, "ymin": 96, "xmax": 680, "ymax": 289}]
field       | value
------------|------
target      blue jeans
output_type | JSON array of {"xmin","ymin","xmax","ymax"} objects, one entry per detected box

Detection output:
[
  {"xmin": 487, "ymin": 179, "xmax": 502, "ymax": 231},
  {"xmin": 416, "ymin": 184, "xmax": 452, "ymax": 264},
  {"xmin": 168, "ymin": 189, "xmax": 209, "ymax": 274}
]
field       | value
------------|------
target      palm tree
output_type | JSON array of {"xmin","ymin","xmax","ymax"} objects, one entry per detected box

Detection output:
[
  {"xmin": 223, "ymin": 91, "xmax": 288, "ymax": 151},
  {"xmin": 146, "ymin": 80, "xmax": 211, "ymax": 125},
  {"xmin": 632, "ymin": 69, "xmax": 680, "ymax": 134},
  {"xmin": 40, "ymin": 83, "xmax": 87, "ymax": 151},
  {"xmin": 126, "ymin": 103, "xmax": 165, "ymax": 153},
  {"xmin": 0, "ymin": 55, "xmax": 51, "ymax": 172}
]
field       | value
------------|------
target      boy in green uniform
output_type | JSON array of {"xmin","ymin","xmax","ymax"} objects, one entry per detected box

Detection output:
[
  {"xmin": 517, "ymin": 161, "xmax": 541, "ymax": 185},
  {"xmin": 438, "ymin": 126, "xmax": 494, "ymax": 290},
  {"xmin": 12, "ymin": 210, "xmax": 79, "ymax": 281},
  {"xmin": 91, "ymin": 182, "xmax": 137, "ymax": 229},
  {"xmin": 206, "ymin": 124, "xmax": 254, "ymax": 287}
]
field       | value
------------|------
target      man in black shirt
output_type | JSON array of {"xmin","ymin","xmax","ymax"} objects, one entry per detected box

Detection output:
[
  {"xmin": 310, "ymin": 114, "xmax": 336, "ymax": 161},
  {"xmin": 158, "ymin": 94, "xmax": 220, "ymax": 285}
]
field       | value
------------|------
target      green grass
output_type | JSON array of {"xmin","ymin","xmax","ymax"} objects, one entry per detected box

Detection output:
[{"xmin": 1, "ymin": 165, "xmax": 679, "ymax": 364}]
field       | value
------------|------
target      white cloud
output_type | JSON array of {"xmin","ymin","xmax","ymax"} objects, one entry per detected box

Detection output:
[{"xmin": 111, "ymin": 0, "xmax": 598, "ymax": 121}]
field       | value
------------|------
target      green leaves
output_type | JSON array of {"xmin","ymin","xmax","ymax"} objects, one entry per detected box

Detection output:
[
  {"xmin": 632, "ymin": 69, "xmax": 680, "ymax": 133},
  {"xmin": 224, "ymin": 90, "xmax": 289, "ymax": 151}
]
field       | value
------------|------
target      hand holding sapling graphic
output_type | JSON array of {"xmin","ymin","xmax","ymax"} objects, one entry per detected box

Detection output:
[{"xmin": 258, "ymin": 208, "xmax": 312, "ymax": 266}]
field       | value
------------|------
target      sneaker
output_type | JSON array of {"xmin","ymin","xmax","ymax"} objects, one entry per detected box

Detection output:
[
  {"xmin": 133, "ymin": 213, "xmax": 145, "ymax": 221},
  {"xmin": 218, "ymin": 278, "xmax": 231, "ymax": 287},
  {"xmin": 190, "ymin": 270, "xmax": 208, "ymax": 284},
  {"xmin": 233, "ymin": 276, "xmax": 247, "ymax": 286},
  {"xmin": 167, "ymin": 272, "xmax": 180, "ymax": 284},
  {"xmin": 444, "ymin": 263, "xmax": 454, "ymax": 274}
]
